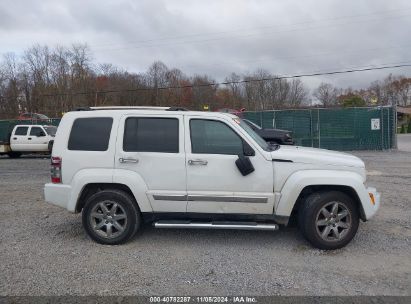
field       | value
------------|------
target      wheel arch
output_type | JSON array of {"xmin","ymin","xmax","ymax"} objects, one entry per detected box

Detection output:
[
  {"xmin": 276, "ymin": 170, "xmax": 367, "ymax": 221},
  {"xmin": 68, "ymin": 168, "xmax": 153, "ymax": 213},
  {"xmin": 290, "ymin": 185, "xmax": 366, "ymax": 223},
  {"xmin": 76, "ymin": 183, "xmax": 137, "ymax": 212}
]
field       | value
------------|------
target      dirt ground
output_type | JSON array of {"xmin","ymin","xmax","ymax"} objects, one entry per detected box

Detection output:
[{"xmin": 0, "ymin": 147, "xmax": 410, "ymax": 296}]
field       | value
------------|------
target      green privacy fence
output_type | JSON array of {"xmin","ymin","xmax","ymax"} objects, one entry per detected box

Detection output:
[
  {"xmin": 243, "ymin": 106, "xmax": 396, "ymax": 151},
  {"xmin": 0, "ymin": 107, "xmax": 396, "ymax": 150},
  {"xmin": 0, "ymin": 119, "xmax": 61, "ymax": 142}
]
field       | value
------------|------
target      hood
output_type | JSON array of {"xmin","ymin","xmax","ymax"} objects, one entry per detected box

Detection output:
[
  {"xmin": 260, "ymin": 128, "xmax": 290, "ymax": 135},
  {"xmin": 271, "ymin": 145, "xmax": 365, "ymax": 168}
]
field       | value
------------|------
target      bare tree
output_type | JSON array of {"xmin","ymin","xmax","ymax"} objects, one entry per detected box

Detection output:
[
  {"xmin": 288, "ymin": 79, "xmax": 309, "ymax": 107},
  {"xmin": 313, "ymin": 82, "xmax": 340, "ymax": 107}
]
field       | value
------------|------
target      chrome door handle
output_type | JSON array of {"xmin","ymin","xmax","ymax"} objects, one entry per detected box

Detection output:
[
  {"xmin": 188, "ymin": 159, "xmax": 208, "ymax": 165},
  {"xmin": 119, "ymin": 157, "xmax": 139, "ymax": 163}
]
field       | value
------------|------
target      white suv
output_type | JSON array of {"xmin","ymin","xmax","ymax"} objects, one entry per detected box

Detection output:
[{"xmin": 44, "ymin": 106, "xmax": 380, "ymax": 249}]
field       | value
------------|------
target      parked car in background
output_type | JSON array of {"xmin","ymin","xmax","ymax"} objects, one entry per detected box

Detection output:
[
  {"xmin": 17, "ymin": 112, "xmax": 51, "ymax": 122},
  {"xmin": 0, "ymin": 124, "xmax": 56, "ymax": 158},
  {"xmin": 243, "ymin": 119, "xmax": 294, "ymax": 145}
]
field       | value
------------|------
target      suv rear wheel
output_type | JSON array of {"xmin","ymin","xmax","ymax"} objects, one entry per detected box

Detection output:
[
  {"xmin": 82, "ymin": 189, "xmax": 141, "ymax": 245},
  {"xmin": 298, "ymin": 191, "xmax": 359, "ymax": 250}
]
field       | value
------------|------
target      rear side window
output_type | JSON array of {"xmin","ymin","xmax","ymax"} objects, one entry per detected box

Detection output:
[
  {"xmin": 30, "ymin": 127, "xmax": 44, "ymax": 136},
  {"xmin": 15, "ymin": 127, "xmax": 29, "ymax": 136},
  {"xmin": 123, "ymin": 117, "xmax": 179, "ymax": 153},
  {"xmin": 68, "ymin": 117, "xmax": 113, "ymax": 151}
]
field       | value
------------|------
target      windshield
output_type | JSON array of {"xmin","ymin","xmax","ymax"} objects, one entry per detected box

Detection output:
[
  {"xmin": 237, "ymin": 119, "xmax": 273, "ymax": 151},
  {"xmin": 44, "ymin": 126, "xmax": 57, "ymax": 136},
  {"xmin": 244, "ymin": 119, "xmax": 262, "ymax": 130}
]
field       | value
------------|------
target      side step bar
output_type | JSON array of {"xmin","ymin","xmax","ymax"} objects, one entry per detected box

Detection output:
[{"xmin": 154, "ymin": 221, "xmax": 279, "ymax": 231}]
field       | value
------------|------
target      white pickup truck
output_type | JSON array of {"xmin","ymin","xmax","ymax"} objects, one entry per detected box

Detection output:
[
  {"xmin": 44, "ymin": 106, "xmax": 380, "ymax": 250},
  {"xmin": 0, "ymin": 124, "xmax": 57, "ymax": 158}
]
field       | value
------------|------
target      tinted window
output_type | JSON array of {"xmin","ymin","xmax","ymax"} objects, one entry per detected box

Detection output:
[
  {"xmin": 68, "ymin": 117, "xmax": 113, "ymax": 151},
  {"xmin": 15, "ymin": 127, "xmax": 28, "ymax": 136},
  {"xmin": 123, "ymin": 117, "xmax": 179, "ymax": 153},
  {"xmin": 30, "ymin": 127, "xmax": 44, "ymax": 136},
  {"xmin": 190, "ymin": 119, "xmax": 243, "ymax": 155}
]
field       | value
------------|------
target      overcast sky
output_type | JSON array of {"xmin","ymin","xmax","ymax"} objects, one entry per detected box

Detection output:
[{"xmin": 1, "ymin": 0, "xmax": 411, "ymax": 91}]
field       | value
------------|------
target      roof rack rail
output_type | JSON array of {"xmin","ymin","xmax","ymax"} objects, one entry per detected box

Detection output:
[
  {"xmin": 166, "ymin": 107, "xmax": 189, "ymax": 111},
  {"xmin": 71, "ymin": 106, "xmax": 190, "ymax": 112},
  {"xmin": 72, "ymin": 106, "xmax": 93, "ymax": 111}
]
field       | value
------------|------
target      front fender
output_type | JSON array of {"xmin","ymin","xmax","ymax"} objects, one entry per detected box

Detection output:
[{"xmin": 275, "ymin": 170, "xmax": 375, "ymax": 218}]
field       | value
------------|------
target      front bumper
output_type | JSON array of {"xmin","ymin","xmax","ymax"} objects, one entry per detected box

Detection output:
[{"xmin": 363, "ymin": 186, "xmax": 381, "ymax": 220}]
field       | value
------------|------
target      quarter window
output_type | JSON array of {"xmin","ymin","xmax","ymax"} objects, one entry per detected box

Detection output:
[
  {"xmin": 68, "ymin": 117, "xmax": 113, "ymax": 151},
  {"xmin": 190, "ymin": 119, "xmax": 243, "ymax": 155},
  {"xmin": 123, "ymin": 117, "xmax": 179, "ymax": 153},
  {"xmin": 14, "ymin": 127, "xmax": 29, "ymax": 136}
]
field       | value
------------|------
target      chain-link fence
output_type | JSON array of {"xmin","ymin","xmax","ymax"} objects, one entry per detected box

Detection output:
[{"xmin": 243, "ymin": 106, "xmax": 396, "ymax": 150}]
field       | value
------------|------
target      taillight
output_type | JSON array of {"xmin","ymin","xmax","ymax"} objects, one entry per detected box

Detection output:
[{"xmin": 51, "ymin": 156, "xmax": 62, "ymax": 183}]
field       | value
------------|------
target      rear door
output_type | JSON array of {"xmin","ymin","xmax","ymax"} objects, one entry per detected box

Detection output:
[
  {"xmin": 184, "ymin": 115, "xmax": 274, "ymax": 214},
  {"xmin": 10, "ymin": 126, "xmax": 30, "ymax": 151},
  {"xmin": 115, "ymin": 114, "xmax": 187, "ymax": 212},
  {"xmin": 28, "ymin": 126, "xmax": 49, "ymax": 151}
]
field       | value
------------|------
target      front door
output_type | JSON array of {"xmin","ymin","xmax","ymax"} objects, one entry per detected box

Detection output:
[
  {"xmin": 184, "ymin": 116, "xmax": 274, "ymax": 215},
  {"xmin": 115, "ymin": 114, "xmax": 187, "ymax": 212}
]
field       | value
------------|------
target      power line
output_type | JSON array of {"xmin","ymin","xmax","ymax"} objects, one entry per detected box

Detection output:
[
  {"xmin": 182, "ymin": 44, "xmax": 411, "ymax": 71},
  {"xmin": 92, "ymin": 13, "xmax": 411, "ymax": 52},
  {"xmin": 38, "ymin": 63, "xmax": 411, "ymax": 98},
  {"xmin": 91, "ymin": 7, "xmax": 411, "ymax": 50}
]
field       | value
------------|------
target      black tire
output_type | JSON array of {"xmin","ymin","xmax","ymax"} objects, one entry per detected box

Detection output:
[
  {"xmin": 298, "ymin": 191, "xmax": 359, "ymax": 250},
  {"xmin": 7, "ymin": 152, "xmax": 22, "ymax": 158},
  {"xmin": 82, "ymin": 189, "xmax": 141, "ymax": 245}
]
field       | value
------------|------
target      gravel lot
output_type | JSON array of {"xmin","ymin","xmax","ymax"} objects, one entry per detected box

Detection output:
[{"xmin": 0, "ymin": 148, "xmax": 410, "ymax": 296}]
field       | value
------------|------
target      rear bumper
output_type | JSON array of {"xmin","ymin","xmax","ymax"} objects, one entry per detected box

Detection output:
[{"xmin": 44, "ymin": 183, "xmax": 72, "ymax": 210}]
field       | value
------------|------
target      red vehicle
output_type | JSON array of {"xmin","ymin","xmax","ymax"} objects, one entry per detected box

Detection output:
[
  {"xmin": 17, "ymin": 113, "xmax": 50, "ymax": 121},
  {"xmin": 216, "ymin": 108, "xmax": 246, "ymax": 116}
]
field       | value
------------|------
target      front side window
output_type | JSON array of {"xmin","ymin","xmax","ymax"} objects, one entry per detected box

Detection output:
[
  {"xmin": 123, "ymin": 117, "xmax": 179, "ymax": 153},
  {"xmin": 68, "ymin": 117, "xmax": 113, "ymax": 151},
  {"xmin": 30, "ymin": 127, "xmax": 44, "ymax": 136},
  {"xmin": 244, "ymin": 119, "xmax": 262, "ymax": 130},
  {"xmin": 15, "ymin": 127, "xmax": 29, "ymax": 136},
  {"xmin": 190, "ymin": 119, "xmax": 243, "ymax": 155}
]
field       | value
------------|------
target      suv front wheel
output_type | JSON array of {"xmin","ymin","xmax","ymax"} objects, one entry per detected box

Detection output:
[
  {"xmin": 298, "ymin": 191, "xmax": 359, "ymax": 250},
  {"xmin": 82, "ymin": 189, "xmax": 141, "ymax": 245}
]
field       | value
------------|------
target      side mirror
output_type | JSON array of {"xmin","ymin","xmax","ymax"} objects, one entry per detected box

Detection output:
[
  {"xmin": 243, "ymin": 141, "xmax": 255, "ymax": 156},
  {"xmin": 38, "ymin": 131, "xmax": 46, "ymax": 137},
  {"xmin": 235, "ymin": 155, "xmax": 255, "ymax": 176}
]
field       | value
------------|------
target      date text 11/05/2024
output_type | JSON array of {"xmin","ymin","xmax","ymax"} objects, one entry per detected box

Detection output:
[{"xmin": 149, "ymin": 296, "xmax": 257, "ymax": 303}]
